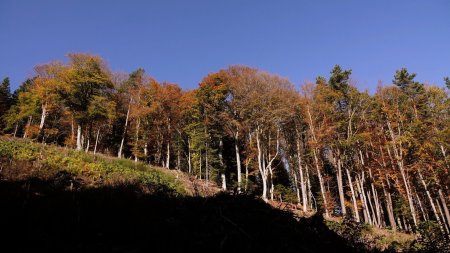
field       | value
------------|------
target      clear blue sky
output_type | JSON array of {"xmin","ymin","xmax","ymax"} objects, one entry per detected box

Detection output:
[{"xmin": 1, "ymin": 0, "xmax": 449, "ymax": 92}]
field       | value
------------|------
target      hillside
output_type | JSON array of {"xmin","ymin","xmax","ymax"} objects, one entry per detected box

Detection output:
[{"xmin": 0, "ymin": 138, "xmax": 439, "ymax": 252}]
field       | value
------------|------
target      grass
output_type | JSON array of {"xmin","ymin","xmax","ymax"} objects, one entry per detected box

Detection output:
[{"xmin": 0, "ymin": 137, "xmax": 186, "ymax": 195}]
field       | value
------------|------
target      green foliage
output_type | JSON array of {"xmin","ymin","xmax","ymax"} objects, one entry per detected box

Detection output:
[
  {"xmin": 444, "ymin": 76, "xmax": 450, "ymax": 89},
  {"xmin": 413, "ymin": 221, "xmax": 450, "ymax": 253},
  {"xmin": 0, "ymin": 138, "xmax": 186, "ymax": 195},
  {"xmin": 274, "ymin": 184, "xmax": 298, "ymax": 203}
]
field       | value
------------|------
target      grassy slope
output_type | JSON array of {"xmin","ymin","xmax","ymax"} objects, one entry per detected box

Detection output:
[{"xmin": 0, "ymin": 137, "xmax": 418, "ymax": 252}]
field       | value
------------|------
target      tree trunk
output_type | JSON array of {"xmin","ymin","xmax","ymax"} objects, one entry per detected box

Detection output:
[
  {"xmin": 416, "ymin": 193, "xmax": 428, "ymax": 221},
  {"xmin": 337, "ymin": 157, "xmax": 346, "ymax": 215},
  {"xmin": 296, "ymin": 136, "xmax": 307, "ymax": 212},
  {"xmin": 23, "ymin": 115, "xmax": 32, "ymax": 138},
  {"xmin": 256, "ymin": 128, "xmax": 268, "ymax": 201},
  {"xmin": 134, "ymin": 118, "xmax": 141, "ymax": 163},
  {"xmin": 357, "ymin": 174, "xmax": 372, "ymax": 225},
  {"xmin": 94, "ymin": 127, "xmax": 100, "ymax": 155},
  {"xmin": 188, "ymin": 138, "xmax": 192, "ymax": 174},
  {"xmin": 118, "ymin": 98, "xmax": 131, "ymax": 158},
  {"xmin": 221, "ymin": 173, "xmax": 227, "ymax": 191},
  {"xmin": 166, "ymin": 142, "xmax": 170, "ymax": 169},
  {"xmin": 418, "ymin": 170, "xmax": 443, "ymax": 229},
  {"xmin": 38, "ymin": 104, "xmax": 47, "ymax": 138},
  {"xmin": 235, "ymin": 131, "xmax": 242, "ymax": 193},
  {"xmin": 439, "ymin": 189, "xmax": 450, "ymax": 231},
  {"xmin": 386, "ymin": 120, "xmax": 417, "ymax": 227},
  {"xmin": 436, "ymin": 198, "xmax": 450, "ymax": 234},
  {"xmin": 13, "ymin": 123, "xmax": 18, "ymax": 137},
  {"xmin": 205, "ymin": 142, "xmax": 209, "ymax": 181},
  {"xmin": 76, "ymin": 124, "xmax": 82, "ymax": 150},
  {"xmin": 293, "ymin": 170, "xmax": 301, "ymax": 205},
  {"xmin": 166, "ymin": 122, "xmax": 170, "ymax": 169},
  {"xmin": 346, "ymin": 168, "xmax": 360, "ymax": 222},
  {"xmin": 314, "ymin": 148, "xmax": 329, "ymax": 218},
  {"xmin": 383, "ymin": 181, "xmax": 397, "ymax": 230}
]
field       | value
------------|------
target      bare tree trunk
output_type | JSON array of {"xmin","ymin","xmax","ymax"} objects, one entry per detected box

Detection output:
[
  {"xmin": 296, "ymin": 136, "xmax": 307, "ymax": 212},
  {"xmin": 314, "ymin": 149, "xmax": 329, "ymax": 218},
  {"xmin": 76, "ymin": 124, "xmax": 82, "ymax": 150},
  {"xmin": 416, "ymin": 193, "xmax": 428, "ymax": 221},
  {"xmin": 199, "ymin": 151, "xmax": 202, "ymax": 180},
  {"xmin": 188, "ymin": 138, "xmax": 192, "ymax": 174},
  {"xmin": 166, "ymin": 142, "xmax": 170, "ymax": 169},
  {"xmin": 306, "ymin": 106, "xmax": 328, "ymax": 217},
  {"xmin": 38, "ymin": 105, "xmax": 47, "ymax": 139},
  {"xmin": 23, "ymin": 115, "xmax": 32, "ymax": 138},
  {"xmin": 386, "ymin": 120, "xmax": 417, "ymax": 226},
  {"xmin": 439, "ymin": 189, "xmax": 450, "ymax": 230},
  {"xmin": 235, "ymin": 131, "xmax": 242, "ymax": 193},
  {"xmin": 134, "ymin": 118, "xmax": 141, "ymax": 163},
  {"xmin": 221, "ymin": 174, "xmax": 227, "ymax": 191},
  {"xmin": 205, "ymin": 142, "xmax": 209, "ymax": 181},
  {"xmin": 368, "ymin": 168, "xmax": 382, "ymax": 226},
  {"xmin": 346, "ymin": 168, "xmax": 360, "ymax": 222},
  {"xmin": 306, "ymin": 164, "xmax": 313, "ymax": 210},
  {"xmin": 292, "ymin": 169, "xmax": 301, "ymax": 205},
  {"xmin": 118, "ymin": 98, "xmax": 131, "ymax": 158},
  {"xmin": 367, "ymin": 190, "xmax": 378, "ymax": 227},
  {"xmin": 256, "ymin": 128, "xmax": 268, "ymax": 201},
  {"xmin": 418, "ymin": 170, "xmax": 443, "ymax": 229},
  {"xmin": 177, "ymin": 148, "xmax": 180, "ymax": 170},
  {"xmin": 13, "ymin": 123, "xmax": 18, "ymax": 137},
  {"xmin": 245, "ymin": 159, "xmax": 249, "ymax": 192},
  {"xmin": 357, "ymin": 174, "xmax": 372, "ymax": 225},
  {"xmin": 85, "ymin": 136, "xmax": 90, "ymax": 153},
  {"xmin": 94, "ymin": 127, "xmax": 100, "ymax": 155},
  {"xmin": 383, "ymin": 181, "xmax": 397, "ymax": 230},
  {"xmin": 436, "ymin": 198, "xmax": 450, "ymax": 234},
  {"xmin": 337, "ymin": 157, "xmax": 346, "ymax": 215}
]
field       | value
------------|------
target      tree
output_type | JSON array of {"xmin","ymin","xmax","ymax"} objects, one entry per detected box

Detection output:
[
  {"xmin": 0, "ymin": 77, "xmax": 12, "ymax": 132},
  {"xmin": 60, "ymin": 53, "xmax": 113, "ymax": 150}
]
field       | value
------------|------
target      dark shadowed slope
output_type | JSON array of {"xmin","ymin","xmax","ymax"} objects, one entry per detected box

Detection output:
[{"xmin": 0, "ymin": 174, "xmax": 359, "ymax": 253}]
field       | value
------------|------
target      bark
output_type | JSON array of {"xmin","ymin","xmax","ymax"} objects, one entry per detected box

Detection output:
[
  {"xmin": 436, "ymin": 198, "xmax": 450, "ymax": 234},
  {"xmin": 13, "ymin": 123, "xmax": 18, "ymax": 137},
  {"xmin": 383, "ymin": 181, "xmax": 397, "ymax": 230},
  {"xmin": 337, "ymin": 156, "xmax": 346, "ymax": 215},
  {"xmin": 188, "ymin": 138, "xmax": 192, "ymax": 174},
  {"xmin": 38, "ymin": 104, "xmax": 47, "ymax": 137},
  {"xmin": 306, "ymin": 106, "xmax": 328, "ymax": 217},
  {"xmin": 94, "ymin": 127, "xmax": 100, "ymax": 155},
  {"xmin": 346, "ymin": 168, "xmax": 360, "ymax": 222},
  {"xmin": 134, "ymin": 118, "xmax": 141, "ymax": 163},
  {"xmin": 76, "ymin": 124, "xmax": 82, "ymax": 150},
  {"xmin": 245, "ymin": 159, "xmax": 249, "ymax": 192},
  {"xmin": 314, "ymin": 149, "xmax": 329, "ymax": 218},
  {"xmin": 296, "ymin": 135, "xmax": 307, "ymax": 212},
  {"xmin": 118, "ymin": 98, "xmax": 131, "ymax": 158},
  {"xmin": 439, "ymin": 189, "xmax": 450, "ymax": 231},
  {"xmin": 293, "ymin": 171, "xmax": 301, "ymax": 205},
  {"xmin": 166, "ymin": 142, "xmax": 170, "ymax": 168},
  {"xmin": 221, "ymin": 173, "xmax": 227, "ymax": 191},
  {"xmin": 357, "ymin": 174, "xmax": 372, "ymax": 225},
  {"xmin": 166, "ymin": 121, "xmax": 170, "ymax": 169},
  {"xmin": 23, "ymin": 115, "xmax": 32, "ymax": 138},
  {"xmin": 416, "ymin": 193, "xmax": 428, "ymax": 221},
  {"xmin": 386, "ymin": 120, "xmax": 417, "ymax": 226},
  {"xmin": 235, "ymin": 131, "xmax": 242, "ymax": 193},
  {"xmin": 256, "ymin": 128, "xmax": 268, "ymax": 201},
  {"xmin": 418, "ymin": 170, "xmax": 443, "ymax": 229},
  {"xmin": 205, "ymin": 141, "xmax": 209, "ymax": 181}
]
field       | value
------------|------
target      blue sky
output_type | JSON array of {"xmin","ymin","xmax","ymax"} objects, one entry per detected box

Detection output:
[{"xmin": 1, "ymin": 0, "xmax": 449, "ymax": 92}]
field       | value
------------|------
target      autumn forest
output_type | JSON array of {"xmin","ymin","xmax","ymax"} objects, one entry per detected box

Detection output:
[{"xmin": 1, "ymin": 53, "xmax": 450, "ymax": 251}]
